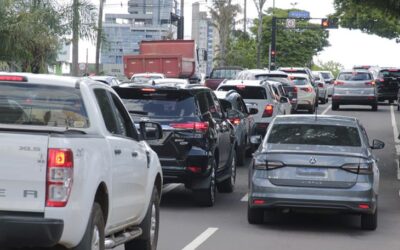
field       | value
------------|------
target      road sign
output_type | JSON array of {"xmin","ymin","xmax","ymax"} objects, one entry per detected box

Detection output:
[
  {"xmin": 288, "ymin": 11, "xmax": 310, "ymax": 19},
  {"xmin": 286, "ymin": 19, "xmax": 296, "ymax": 29}
]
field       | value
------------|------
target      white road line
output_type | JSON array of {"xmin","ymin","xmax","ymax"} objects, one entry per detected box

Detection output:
[
  {"xmin": 321, "ymin": 104, "xmax": 332, "ymax": 115},
  {"xmin": 162, "ymin": 184, "xmax": 180, "ymax": 194},
  {"xmin": 240, "ymin": 193, "xmax": 248, "ymax": 202},
  {"xmin": 182, "ymin": 228, "xmax": 219, "ymax": 250}
]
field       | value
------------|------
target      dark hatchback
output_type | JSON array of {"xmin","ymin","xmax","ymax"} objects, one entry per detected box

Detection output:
[
  {"xmin": 114, "ymin": 83, "xmax": 237, "ymax": 206},
  {"xmin": 375, "ymin": 68, "xmax": 400, "ymax": 103}
]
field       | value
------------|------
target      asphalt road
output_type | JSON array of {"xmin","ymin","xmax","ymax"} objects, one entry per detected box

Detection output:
[{"xmin": 152, "ymin": 100, "xmax": 400, "ymax": 250}]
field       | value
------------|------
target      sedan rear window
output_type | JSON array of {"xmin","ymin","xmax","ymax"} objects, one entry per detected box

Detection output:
[
  {"xmin": 337, "ymin": 72, "xmax": 372, "ymax": 81},
  {"xmin": 267, "ymin": 124, "xmax": 361, "ymax": 147},
  {"xmin": 218, "ymin": 86, "xmax": 267, "ymax": 99},
  {"xmin": 0, "ymin": 83, "xmax": 89, "ymax": 128}
]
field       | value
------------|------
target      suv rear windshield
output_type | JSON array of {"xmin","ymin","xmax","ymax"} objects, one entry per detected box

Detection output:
[
  {"xmin": 338, "ymin": 72, "xmax": 372, "ymax": 81},
  {"xmin": 210, "ymin": 69, "xmax": 241, "ymax": 79},
  {"xmin": 115, "ymin": 88, "xmax": 197, "ymax": 117},
  {"xmin": 379, "ymin": 70, "xmax": 400, "ymax": 78},
  {"xmin": 320, "ymin": 72, "xmax": 332, "ymax": 79},
  {"xmin": 218, "ymin": 86, "xmax": 267, "ymax": 99},
  {"xmin": 281, "ymin": 69, "xmax": 307, "ymax": 75},
  {"xmin": 0, "ymin": 83, "xmax": 89, "ymax": 128},
  {"xmin": 291, "ymin": 77, "xmax": 309, "ymax": 86},
  {"xmin": 267, "ymin": 124, "xmax": 361, "ymax": 146}
]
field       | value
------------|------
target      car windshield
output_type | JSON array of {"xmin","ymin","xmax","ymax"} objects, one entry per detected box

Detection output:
[
  {"xmin": 115, "ymin": 88, "xmax": 196, "ymax": 117},
  {"xmin": 379, "ymin": 70, "xmax": 400, "ymax": 78},
  {"xmin": 210, "ymin": 69, "xmax": 241, "ymax": 79},
  {"xmin": 267, "ymin": 124, "xmax": 361, "ymax": 146},
  {"xmin": 218, "ymin": 86, "xmax": 267, "ymax": 99},
  {"xmin": 338, "ymin": 72, "xmax": 372, "ymax": 81},
  {"xmin": 0, "ymin": 83, "xmax": 89, "ymax": 128}
]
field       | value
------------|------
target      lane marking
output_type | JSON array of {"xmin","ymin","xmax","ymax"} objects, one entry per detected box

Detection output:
[
  {"xmin": 162, "ymin": 184, "xmax": 180, "ymax": 194},
  {"xmin": 182, "ymin": 227, "xmax": 219, "ymax": 250},
  {"xmin": 321, "ymin": 104, "xmax": 332, "ymax": 115},
  {"xmin": 240, "ymin": 193, "xmax": 248, "ymax": 202}
]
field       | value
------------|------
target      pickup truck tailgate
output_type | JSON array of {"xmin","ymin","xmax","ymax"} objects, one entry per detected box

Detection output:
[{"xmin": 0, "ymin": 133, "xmax": 48, "ymax": 212}]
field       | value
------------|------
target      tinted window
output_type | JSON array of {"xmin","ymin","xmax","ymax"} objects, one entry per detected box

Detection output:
[
  {"xmin": 338, "ymin": 72, "xmax": 372, "ymax": 81},
  {"xmin": 267, "ymin": 124, "xmax": 361, "ymax": 147},
  {"xmin": 321, "ymin": 72, "xmax": 331, "ymax": 79},
  {"xmin": 0, "ymin": 83, "xmax": 89, "ymax": 128},
  {"xmin": 109, "ymin": 92, "xmax": 138, "ymax": 139},
  {"xmin": 115, "ymin": 88, "xmax": 197, "ymax": 117},
  {"xmin": 210, "ymin": 69, "xmax": 241, "ymax": 79},
  {"xmin": 218, "ymin": 86, "xmax": 267, "ymax": 99},
  {"xmin": 94, "ymin": 89, "xmax": 118, "ymax": 134},
  {"xmin": 379, "ymin": 70, "xmax": 400, "ymax": 78},
  {"xmin": 254, "ymin": 74, "xmax": 269, "ymax": 80},
  {"xmin": 291, "ymin": 77, "xmax": 309, "ymax": 86}
]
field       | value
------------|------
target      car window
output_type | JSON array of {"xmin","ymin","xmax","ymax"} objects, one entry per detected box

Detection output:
[
  {"xmin": 109, "ymin": 92, "xmax": 138, "ymax": 139},
  {"xmin": 291, "ymin": 77, "xmax": 309, "ymax": 86},
  {"xmin": 210, "ymin": 69, "xmax": 241, "ymax": 79},
  {"xmin": 0, "ymin": 82, "xmax": 89, "ymax": 128},
  {"xmin": 379, "ymin": 70, "xmax": 400, "ymax": 78},
  {"xmin": 321, "ymin": 72, "xmax": 331, "ymax": 79},
  {"xmin": 338, "ymin": 72, "xmax": 372, "ymax": 81},
  {"xmin": 218, "ymin": 86, "xmax": 267, "ymax": 99},
  {"xmin": 94, "ymin": 88, "xmax": 118, "ymax": 134},
  {"xmin": 208, "ymin": 92, "xmax": 223, "ymax": 119},
  {"xmin": 267, "ymin": 124, "xmax": 361, "ymax": 147}
]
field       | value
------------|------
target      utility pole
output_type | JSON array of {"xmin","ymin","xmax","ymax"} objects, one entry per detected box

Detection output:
[
  {"xmin": 95, "ymin": 0, "xmax": 105, "ymax": 75},
  {"xmin": 243, "ymin": 0, "xmax": 247, "ymax": 34},
  {"xmin": 270, "ymin": 16, "xmax": 277, "ymax": 70},
  {"xmin": 72, "ymin": 0, "xmax": 79, "ymax": 76},
  {"xmin": 178, "ymin": 0, "xmax": 184, "ymax": 39}
]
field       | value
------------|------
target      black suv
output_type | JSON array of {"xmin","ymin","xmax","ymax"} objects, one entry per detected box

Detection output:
[
  {"xmin": 114, "ymin": 83, "xmax": 237, "ymax": 206},
  {"xmin": 375, "ymin": 68, "xmax": 400, "ymax": 104}
]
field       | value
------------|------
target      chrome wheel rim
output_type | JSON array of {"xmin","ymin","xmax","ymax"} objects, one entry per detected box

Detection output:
[
  {"xmin": 150, "ymin": 202, "xmax": 157, "ymax": 245},
  {"xmin": 91, "ymin": 225, "xmax": 100, "ymax": 250}
]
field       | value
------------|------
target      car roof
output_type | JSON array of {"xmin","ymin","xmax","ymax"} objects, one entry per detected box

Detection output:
[
  {"xmin": 0, "ymin": 72, "xmax": 99, "ymax": 88},
  {"xmin": 132, "ymin": 73, "xmax": 165, "ymax": 77},
  {"xmin": 279, "ymin": 67, "xmax": 309, "ymax": 71},
  {"xmin": 153, "ymin": 78, "xmax": 189, "ymax": 84},
  {"xmin": 287, "ymin": 73, "xmax": 309, "ymax": 79},
  {"xmin": 214, "ymin": 90, "xmax": 239, "ymax": 99},
  {"xmin": 240, "ymin": 69, "xmax": 269, "ymax": 74},
  {"xmin": 219, "ymin": 79, "xmax": 265, "ymax": 87},
  {"xmin": 340, "ymin": 69, "xmax": 370, "ymax": 73},
  {"xmin": 273, "ymin": 115, "xmax": 359, "ymax": 127}
]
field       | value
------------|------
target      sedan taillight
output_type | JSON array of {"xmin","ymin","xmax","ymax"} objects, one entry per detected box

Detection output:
[
  {"xmin": 341, "ymin": 162, "xmax": 373, "ymax": 175},
  {"xmin": 46, "ymin": 149, "xmax": 74, "ymax": 207}
]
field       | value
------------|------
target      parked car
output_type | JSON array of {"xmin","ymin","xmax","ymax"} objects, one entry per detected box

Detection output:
[
  {"xmin": 248, "ymin": 115, "xmax": 384, "ymax": 230},
  {"xmin": 288, "ymin": 73, "xmax": 317, "ymax": 113},
  {"xmin": 312, "ymin": 71, "xmax": 330, "ymax": 104},
  {"xmin": 217, "ymin": 80, "xmax": 290, "ymax": 137},
  {"xmin": 205, "ymin": 66, "xmax": 243, "ymax": 90},
  {"xmin": 215, "ymin": 90, "xmax": 258, "ymax": 165},
  {"xmin": 375, "ymin": 67, "xmax": 400, "ymax": 104},
  {"xmin": 130, "ymin": 73, "xmax": 165, "ymax": 83},
  {"xmin": 114, "ymin": 83, "xmax": 237, "ymax": 206},
  {"xmin": 332, "ymin": 69, "xmax": 377, "ymax": 111},
  {"xmin": 0, "ymin": 73, "xmax": 163, "ymax": 249},
  {"xmin": 89, "ymin": 75, "xmax": 121, "ymax": 86}
]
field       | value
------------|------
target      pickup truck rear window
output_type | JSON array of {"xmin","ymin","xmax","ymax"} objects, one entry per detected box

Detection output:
[
  {"xmin": 267, "ymin": 124, "xmax": 361, "ymax": 147},
  {"xmin": 0, "ymin": 83, "xmax": 89, "ymax": 128},
  {"xmin": 218, "ymin": 86, "xmax": 267, "ymax": 99}
]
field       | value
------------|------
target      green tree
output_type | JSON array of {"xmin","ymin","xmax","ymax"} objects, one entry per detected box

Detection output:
[
  {"xmin": 209, "ymin": 0, "xmax": 241, "ymax": 66},
  {"xmin": 314, "ymin": 60, "xmax": 344, "ymax": 77},
  {"xmin": 252, "ymin": 8, "xmax": 330, "ymax": 68},
  {"xmin": 253, "ymin": 0, "xmax": 268, "ymax": 68},
  {"xmin": 226, "ymin": 33, "xmax": 257, "ymax": 68},
  {"xmin": 334, "ymin": 0, "xmax": 400, "ymax": 39}
]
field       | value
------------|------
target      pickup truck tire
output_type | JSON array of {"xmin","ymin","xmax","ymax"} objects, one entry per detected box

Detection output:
[
  {"xmin": 125, "ymin": 187, "xmax": 160, "ymax": 250},
  {"xmin": 72, "ymin": 203, "xmax": 105, "ymax": 250},
  {"xmin": 194, "ymin": 159, "xmax": 216, "ymax": 207},
  {"xmin": 217, "ymin": 150, "xmax": 236, "ymax": 193}
]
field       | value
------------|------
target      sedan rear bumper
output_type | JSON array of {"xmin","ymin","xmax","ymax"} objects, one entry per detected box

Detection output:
[{"xmin": 249, "ymin": 177, "xmax": 377, "ymax": 214}]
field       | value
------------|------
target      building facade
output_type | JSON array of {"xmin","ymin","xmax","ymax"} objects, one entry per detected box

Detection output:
[{"xmin": 101, "ymin": 0, "xmax": 178, "ymax": 78}]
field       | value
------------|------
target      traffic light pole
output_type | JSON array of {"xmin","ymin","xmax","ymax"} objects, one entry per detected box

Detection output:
[{"xmin": 270, "ymin": 16, "xmax": 277, "ymax": 70}]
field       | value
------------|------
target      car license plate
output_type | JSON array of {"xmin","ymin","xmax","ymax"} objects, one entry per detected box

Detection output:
[{"xmin": 296, "ymin": 167, "xmax": 327, "ymax": 178}]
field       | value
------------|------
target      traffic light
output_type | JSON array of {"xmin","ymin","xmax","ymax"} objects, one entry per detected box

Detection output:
[{"xmin": 321, "ymin": 18, "xmax": 339, "ymax": 29}]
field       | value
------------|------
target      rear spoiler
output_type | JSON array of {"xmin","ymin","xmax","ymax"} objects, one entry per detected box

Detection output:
[{"xmin": 262, "ymin": 150, "xmax": 367, "ymax": 159}]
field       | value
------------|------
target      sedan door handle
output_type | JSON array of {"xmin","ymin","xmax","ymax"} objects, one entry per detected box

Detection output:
[
  {"xmin": 131, "ymin": 151, "xmax": 138, "ymax": 157},
  {"xmin": 114, "ymin": 149, "xmax": 122, "ymax": 155}
]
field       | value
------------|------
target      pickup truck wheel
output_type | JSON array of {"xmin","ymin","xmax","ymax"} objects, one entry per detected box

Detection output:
[
  {"xmin": 72, "ymin": 203, "xmax": 105, "ymax": 250},
  {"xmin": 194, "ymin": 160, "xmax": 216, "ymax": 206},
  {"xmin": 217, "ymin": 150, "xmax": 236, "ymax": 193},
  {"xmin": 125, "ymin": 187, "xmax": 160, "ymax": 250}
]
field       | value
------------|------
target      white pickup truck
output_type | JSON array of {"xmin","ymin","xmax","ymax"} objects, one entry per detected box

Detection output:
[{"xmin": 0, "ymin": 73, "xmax": 163, "ymax": 250}]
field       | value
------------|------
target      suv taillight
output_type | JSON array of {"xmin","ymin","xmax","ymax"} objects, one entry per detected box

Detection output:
[
  {"xmin": 262, "ymin": 105, "xmax": 273, "ymax": 117},
  {"xmin": 365, "ymin": 81, "xmax": 375, "ymax": 86},
  {"xmin": 170, "ymin": 122, "xmax": 209, "ymax": 132},
  {"xmin": 46, "ymin": 149, "xmax": 74, "ymax": 207},
  {"xmin": 334, "ymin": 81, "xmax": 344, "ymax": 85},
  {"xmin": 300, "ymin": 87, "xmax": 313, "ymax": 92}
]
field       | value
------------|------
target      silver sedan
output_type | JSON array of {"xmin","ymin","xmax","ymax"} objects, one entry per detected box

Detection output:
[{"xmin": 248, "ymin": 115, "xmax": 384, "ymax": 230}]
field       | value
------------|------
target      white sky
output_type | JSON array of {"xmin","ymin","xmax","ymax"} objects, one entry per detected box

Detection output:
[{"xmin": 81, "ymin": 0, "xmax": 400, "ymax": 68}]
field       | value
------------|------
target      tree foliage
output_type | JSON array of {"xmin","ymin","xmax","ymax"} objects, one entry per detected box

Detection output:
[
  {"xmin": 313, "ymin": 60, "xmax": 344, "ymax": 77},
  {"xmin": 334, "ymin": 0, "xmax": 400, "ymax": 39}
]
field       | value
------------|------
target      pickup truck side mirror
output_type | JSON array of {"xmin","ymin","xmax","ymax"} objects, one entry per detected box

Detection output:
[{"xmin": 139, "ymin": 121, "xmax": 163, "ymax": 140}]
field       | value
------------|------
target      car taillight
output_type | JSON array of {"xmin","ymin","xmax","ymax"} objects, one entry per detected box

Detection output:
[
  {"xmin": 229, "ymin": 118, "xmax": 241, "ymax": 125},
  {"xmin": 300, "ymin": 87, "xmax": 313, "ymax": 92},
  {"xmin": 262, "ymin": 105, "xmax": 273, "ymax": 117},
  {"xmin": 0, "ymin": 75, "xmax": 27, "ymax": 82},
  {"xmin": 46, "ymin": 149, "xmax": 74, "ymax": 207},
  {"xmin": 334, "ymin": 81, "xmax": 344, "ymax": 85},
  {"xmin": 317, "ymin": 83, "xmax": 324, "ymax": 88},
  {"xmin": 170, "ymin": 122, "xmax": 209, "ymax": 132},
  {"xmin": 378, "ymin": 78, "xmax": 385, "ymax": 82},
  {"xmin": 254, "ymin": 159, "xmax": 284, "ymax": 170},
  {"xmin": 365, "ymin": 81, "xmax": 375, "ymax": 86},
  {"xmin": 293, "ymin": 86, "xmax": 298, "ymax": 93},
  {"xmin": 341, "ymin": 162, "xmax": 373, "ymax": 175}
]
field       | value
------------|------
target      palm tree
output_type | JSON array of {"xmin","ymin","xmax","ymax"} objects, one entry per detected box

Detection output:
[
  {"xmin": 253, "ymin": 0, "xmax": 268, "ymax": 68},
  {"xmin": 209, "ymin": 0, "xmax": 241, "ymax": 66},
  {"xmin": 95, "ymin": 0, "xmax": 105, "ymax": 74}
]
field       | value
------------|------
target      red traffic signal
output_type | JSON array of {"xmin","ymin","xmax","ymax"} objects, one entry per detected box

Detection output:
[
  {"xmin": 321, "ymin": 18, "xmax": 329, "ymax": 28},
  {"xmin": 321, "ymin": 18, "xmax": 338, "ymax": 29}
]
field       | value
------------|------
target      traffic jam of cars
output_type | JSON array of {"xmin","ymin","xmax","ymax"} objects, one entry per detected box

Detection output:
[{"xmin": 0, "ymin": 62, "xmax": 399, "ymax": 249}]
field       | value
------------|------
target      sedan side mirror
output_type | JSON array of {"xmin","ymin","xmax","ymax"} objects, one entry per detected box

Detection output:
[
  {"xmin": 248, "ymin": 108, "xmax": 258, "ymax": 115},
  {"xmin": 280, "ymin": 96, "xmax": 289, "ymax": 103},
  {"xmin": 139, "ymin": 121, "xmax": 163, "ymax": 140},
  {"xmin": 250, "ymin": 135, "xmax": 262, "ymax": 146},
  {"xmin": 371, "ymin": 139, "xmax": 385, "ymax": 150}
]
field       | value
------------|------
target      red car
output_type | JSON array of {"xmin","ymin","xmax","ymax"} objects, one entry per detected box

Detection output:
[{"xmin": 204, "ymin": 66, "xmax": 243, "ymax": 90}]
